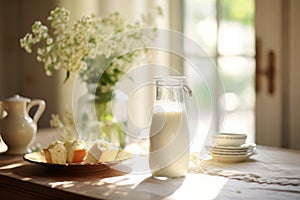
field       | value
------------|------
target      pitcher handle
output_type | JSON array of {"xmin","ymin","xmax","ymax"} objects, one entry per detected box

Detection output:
[{"xmin": 27, "ymin": 99, "xmax": 46, "ymax": 124}]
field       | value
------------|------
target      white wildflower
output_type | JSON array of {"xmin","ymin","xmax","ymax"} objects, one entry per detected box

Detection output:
[
  {"xmin": 80, "ymin": 62, "xmax": 88, "ymax": 70},
  {"xmin": 20, "ymin": 6, "xmax": 161, "ymax": 83}
]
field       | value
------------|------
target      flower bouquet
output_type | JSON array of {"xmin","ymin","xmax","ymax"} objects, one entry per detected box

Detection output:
[{"xmin": 20, "ymin": 7, "xmax": 162, "ymax": 148}]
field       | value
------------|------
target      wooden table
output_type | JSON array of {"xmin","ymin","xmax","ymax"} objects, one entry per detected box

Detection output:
[{"xmin": 0, "ymin": 129, "xmax": 300, "ymax": 200}]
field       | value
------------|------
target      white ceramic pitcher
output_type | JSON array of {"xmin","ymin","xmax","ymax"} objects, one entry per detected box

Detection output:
[{"xmin": 0, "ymin": 94, "xmax": 46, "ymax": 154}]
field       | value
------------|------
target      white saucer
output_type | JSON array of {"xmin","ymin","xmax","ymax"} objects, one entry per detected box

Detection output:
[
  {"xmin": 206, "ymin": 143, "xmax": 257, "ymax": 162},
  {"xmin": 211, "ymin": 151, "xmax": 256, "ymax": 163},
  {"xmin": 210, "ymin": 149, "xmax": 250, "ymax": 155}
]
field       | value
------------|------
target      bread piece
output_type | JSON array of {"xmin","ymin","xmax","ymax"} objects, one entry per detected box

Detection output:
[
  {"xmin": 64, "ymin": 140, "xmax": 87, "ymax": 163},
  {"xmin": 44, "ymin": 141, "xmax": 67, "ymax": 164}
]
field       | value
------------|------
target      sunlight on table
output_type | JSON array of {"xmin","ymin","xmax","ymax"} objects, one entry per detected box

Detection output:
[{"xmin": 170, "ymin": 173, "xmax": 228, "ymax": 200}]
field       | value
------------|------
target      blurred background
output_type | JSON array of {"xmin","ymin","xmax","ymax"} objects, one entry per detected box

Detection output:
[{"xmin": 0, "ymin": 0, "xmax": 299, "ymax": 149}]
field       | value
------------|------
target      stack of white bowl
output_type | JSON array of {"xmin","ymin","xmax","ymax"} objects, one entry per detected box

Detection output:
[{"xmin": 207, "ymin": 133, "xmax": 256, "ymax": 163}]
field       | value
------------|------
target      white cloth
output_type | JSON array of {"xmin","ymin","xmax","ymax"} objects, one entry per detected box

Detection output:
[{"xmin": 190, "ymin": 146, "xmax": 300, "ymax": 186}]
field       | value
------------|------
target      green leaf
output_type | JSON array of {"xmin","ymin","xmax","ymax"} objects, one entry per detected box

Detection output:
[{"xmin": 64, "ymin": 70, "xmax": 70, "ymax": 83}]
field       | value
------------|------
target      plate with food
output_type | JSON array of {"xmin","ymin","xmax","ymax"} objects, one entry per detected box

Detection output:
[{"xmin": 23, "ymin": 139, "xmax": 133, "ymax": 172}]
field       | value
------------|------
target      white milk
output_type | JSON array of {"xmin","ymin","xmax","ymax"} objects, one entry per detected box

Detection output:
[{"xmin": 149, "ymin": 102, "xmax": 190, "ymax": 178}]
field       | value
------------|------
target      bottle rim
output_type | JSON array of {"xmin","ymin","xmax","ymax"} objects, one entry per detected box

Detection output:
[{"xmin": 154, "ymin": 76, "xmax": 186, "ymax": 86}]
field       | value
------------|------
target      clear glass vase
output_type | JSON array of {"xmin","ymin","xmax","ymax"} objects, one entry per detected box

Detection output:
[{"xmin": 77, "ymin": 83, "xmax": 126, "ymax": 148}]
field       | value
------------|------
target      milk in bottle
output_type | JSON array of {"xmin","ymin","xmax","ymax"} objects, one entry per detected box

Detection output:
[{"xmin": 149, "ymin": 76, "xmax": 191, "ymax": 178}]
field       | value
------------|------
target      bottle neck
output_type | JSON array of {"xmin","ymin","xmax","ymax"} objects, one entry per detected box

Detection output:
[
  {"xmin": 154, "ymin": 76, "xmax": 192, "ymax": 104},
  {"xmin": 156, "ymin": 85, "xmax": 184, "ymax": 103}
]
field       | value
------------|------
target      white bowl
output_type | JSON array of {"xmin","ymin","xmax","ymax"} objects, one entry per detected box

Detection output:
[{"xmin": 213, "ymin": 133, "xmax": 247, "ymax": 147}]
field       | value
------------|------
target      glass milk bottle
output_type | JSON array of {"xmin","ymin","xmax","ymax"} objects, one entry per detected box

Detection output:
[{"xmin": 149, "ymin": 76, "xmax": 192, "ymax": 178}]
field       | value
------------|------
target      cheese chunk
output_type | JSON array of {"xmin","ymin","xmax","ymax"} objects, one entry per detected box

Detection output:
[
  {"xmin": 99, "ymin": 148, "xmax": 119, "ymax": 162},
  {"xmin": 84, "ymin": 139, "xmax": 119, "ymax": 163},
  {"xmin": 115, "ymin": 150, "xmax": 132, "ymax": 161},
  {"xmin": 84, "ymin": 141, "xmax": 105, "ymax": 163}
]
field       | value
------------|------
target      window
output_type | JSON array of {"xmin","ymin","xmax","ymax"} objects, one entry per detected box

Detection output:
[{"xmin": 183, "ymin": 0, "xmax": 255, "ymax": 151}]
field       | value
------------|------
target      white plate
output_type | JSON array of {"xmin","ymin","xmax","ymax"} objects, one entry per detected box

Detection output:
[
  {"xmin": 206, "ymin": 146, "xmax": 249, "ymax": 153},
  {"xmin": 211, "ymin": 152, "xmax": 256, "ymax": 163},
  {"xmin": 208, "ymin": 143, "xmax": 256, "ymax": 150}
]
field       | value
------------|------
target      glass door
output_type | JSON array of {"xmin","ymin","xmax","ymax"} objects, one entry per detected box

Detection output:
[{"xmin": 183, "ymin": 0, "xmax": 256, "ymax": 148}]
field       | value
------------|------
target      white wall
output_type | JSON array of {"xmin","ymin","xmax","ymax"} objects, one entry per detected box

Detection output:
[{"xmin": 0, "ymin": 0, "xmax": 59, "ymax": 127}]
